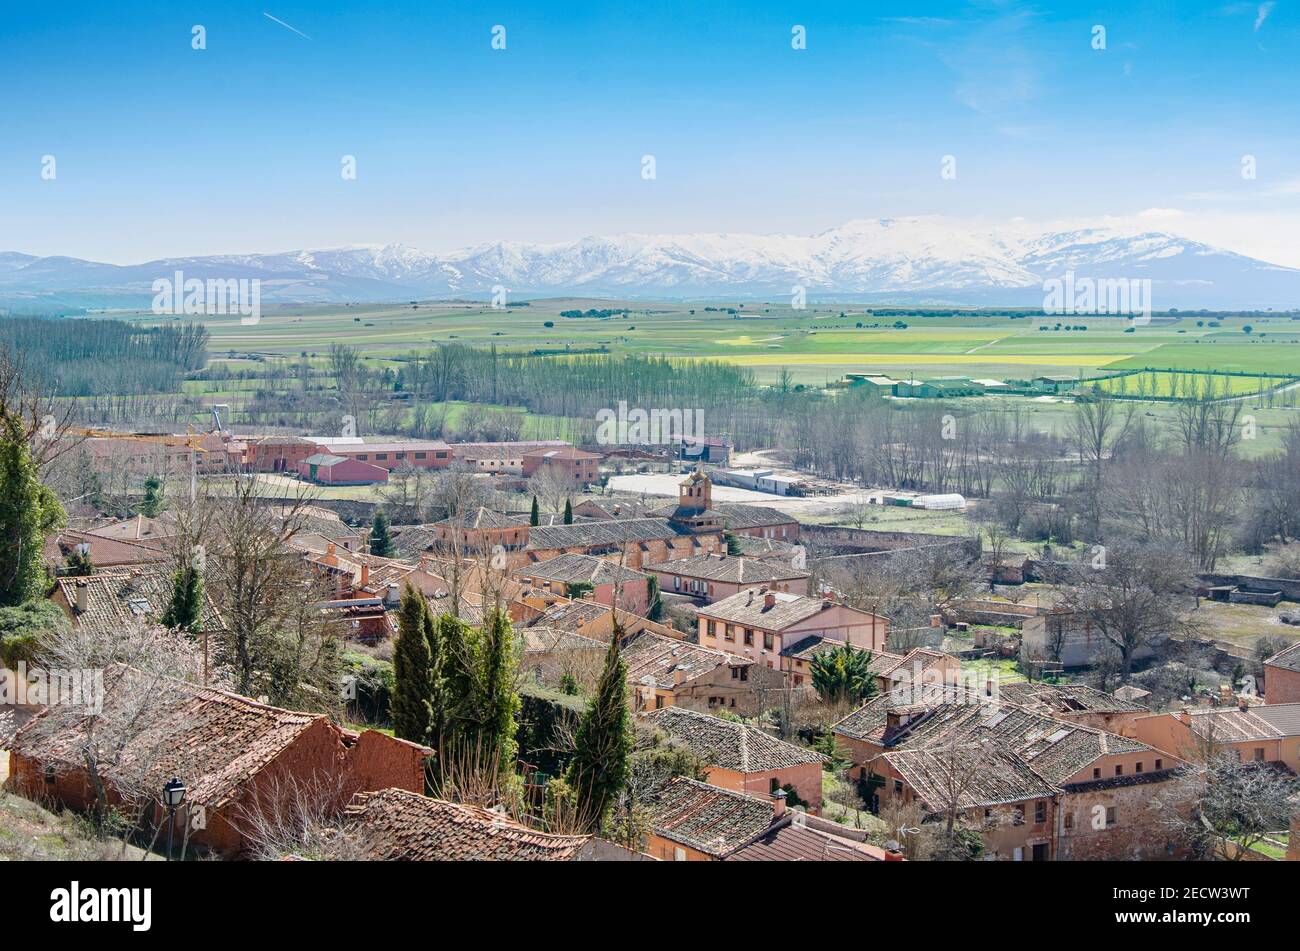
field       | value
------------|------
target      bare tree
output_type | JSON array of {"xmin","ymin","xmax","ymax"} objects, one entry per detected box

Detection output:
[
  {"xmin": 21, "ymin": 621, "xmax": 208, "ymax": 849},
  {"xmin": 1051, "ymin": 541, "xmax": 1201, "ymax": 681}
]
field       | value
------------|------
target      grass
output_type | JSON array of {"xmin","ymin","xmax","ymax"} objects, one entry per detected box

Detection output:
[
  {"xmin": 1186, "ymin": 600, "xmax": 1300, "ymax": 652},
  {"xmin": 962, "ymin": 658, "xmax": 1028, "ymax": 684},
  {"xmin": 131, "ymin": 301, "xmax": 1300, "ymax": 385},
  {"xmin": 1244, "ymin": 833, "xmax": 1289, "ymax": 859},
  {"xmin": 0, "ymin": 791, "xmax": 158, "ymax": 861}
]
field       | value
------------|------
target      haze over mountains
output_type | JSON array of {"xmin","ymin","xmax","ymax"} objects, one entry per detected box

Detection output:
[{"xmin": 3, "ymin": 217, "xmax": 1298, "ymax": 311}]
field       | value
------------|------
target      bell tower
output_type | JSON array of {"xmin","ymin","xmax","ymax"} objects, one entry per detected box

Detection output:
[{"xmin": 679, "ymin": 469, "xmax": 712, "ymax": 511}]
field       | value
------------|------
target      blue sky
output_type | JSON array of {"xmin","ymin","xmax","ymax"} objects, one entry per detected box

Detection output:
[{"xmin": 3, "ymin": 1, "xmax": 1299, "ymax": 264}]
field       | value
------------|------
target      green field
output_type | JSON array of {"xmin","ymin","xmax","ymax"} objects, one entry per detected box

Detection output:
[
  {"xmin": 1092, "ymin": 370, "xmax": 1296, "ymax": 399},
  {"xmin": 128, "ymin": 301, "xmax": 1300, "ymax": 387}
]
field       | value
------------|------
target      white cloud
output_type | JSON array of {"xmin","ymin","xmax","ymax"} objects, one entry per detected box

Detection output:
[{"xmin": 1254, "ymin": 1, "xmax": 1275, "ymax": 30}]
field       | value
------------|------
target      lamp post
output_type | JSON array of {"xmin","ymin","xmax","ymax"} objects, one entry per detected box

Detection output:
[{"xmin": 162, "ymin": 778, "xmax": 187, "ymax": 862}]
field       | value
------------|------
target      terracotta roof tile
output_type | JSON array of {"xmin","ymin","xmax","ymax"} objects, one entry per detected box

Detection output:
[
  {"xmin": 641, "ymin": 706, "xmax": 826, "ymax": 772},
  {"xmin": 344, "ymin": 788, "xmax": 589, "ymax": 860}
]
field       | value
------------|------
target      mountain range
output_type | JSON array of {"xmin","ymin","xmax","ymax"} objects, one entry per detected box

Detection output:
[{"xmin": 2, "ymin": 217, "xmax": 1298, "ymax": 311}]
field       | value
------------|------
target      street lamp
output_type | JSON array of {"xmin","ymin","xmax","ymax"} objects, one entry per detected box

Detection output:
[{"xmin": 162, "ymin": 778, "xmax": 186, "ymax": 862}]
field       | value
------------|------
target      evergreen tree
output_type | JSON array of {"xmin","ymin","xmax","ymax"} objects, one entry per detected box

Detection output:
[
  {"xmin": 565, "ymin": 627, "xmax": 633, "ymax": 829},
  {"xmin": 563, "ymin": 498, "xmax": 573, "ymax": 524},
  {"xmin": 809, "ymin": 643, "xmax": 877, "ymax": 706},
  {"xmin": 479, "ymin": 608, "xmax": 520, "ymax": 772},
  {"xmin": 369, "ymin": 509, "xmax": 395, "ymax": 557},
  {"xmin": 437, "ymin": 611, "xmax": 480, "ymax": 751},
  {"xmin": 392, "ymin": 585, "xmax": 435, "ymax": 743},
  {"xmin": 161, "ymin": 564, "xmax": 204, "ymax": 632},
  {"xmin": 421, "ymin": 602, "xmax": 445, "ymax": 753},
  {"xmin": 139, "ymin": 476, "xmax": 164, "ymax": 517},
  {"xmin": 529, "ymin": 495, "xmax": 540, "ymax": 526},
  {"xmin": 0, "ymin": 416, "xmax": 65, "ymax": 606},
  {"xmin": 64, "ymin": 547, "xmax": 94, "ymax": 577},
  {"xmin": 646, "ymin": 575, "xmax": 663, "ymax": 620}
]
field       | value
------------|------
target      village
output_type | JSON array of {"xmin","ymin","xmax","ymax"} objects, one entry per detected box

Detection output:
[{"xmin": 4, "ymin": 403, "xmax": 1299, "ymax": 866}]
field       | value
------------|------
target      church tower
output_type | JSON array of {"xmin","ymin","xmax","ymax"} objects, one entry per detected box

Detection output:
[{"xmin": 679, "ymin": 468, "xmax": 712, "ymax": 511}]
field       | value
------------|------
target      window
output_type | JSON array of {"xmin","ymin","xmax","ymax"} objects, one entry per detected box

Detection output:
[
  {"xmin": 1155, "ymin": 758, "xmax": 1163, "ymax": 770},
  {"xmin": 436, "ymin": 451, "xmax": 447, "ymax": 459},
  {"xmin": 673, "ymin": 847, "xmax": 686, "ymax": 862},
  {"xmin": 673, "ymin": 576, "xmax": 681, "ymax": 591},
  {"xmin": 415, "ymin": 452, "xmax": 426, "ymax": 459},
  {"xmin": 395, "ymin": 452, "xmax": 406, "ymax": 459},
  {"xmin": 1115, "ymin": 764, "xmax": 1123, "ymax": 776},
  {"xmin": 707, "ymin": 620, "xmax": 716, "ymax": 637},
  {"xmin": 770, "ymin": 778, "xmax": 780, "ymax": 794},
  {"xmin": 763, "ymin": 632, "xmax": 774, "ymax": 650},
  {"xmin": 744, "ymin": 629, "xmax": 753, "ymax": 646},
  {"xmin": 1064, "ymin": 812, "xmax": 1074, "ymax": 829},
  {"xmin": 1034, "ymin": 801, "xmax": 1046, "ymax": 824},
  {"xmin": 1106, "ymin": 806, "xmax": 1117, "ymax": 827},
  {"xmin": 1254, "ymin": 748, "xmax": 1265, "ymax": 762},
  {"xmin": 357, "ymin": 454, "xmax": 368, "ymax": 461},
  {"xmin": 376, "ymin": 453, "xmax": 388, "ymax": 460},
  {"xmin": 1012, "ymin": 808, "xmax": 1025, "ymax": 826},
  {"xmin": 1135, "ymin": 762, "xmax": 1143, "ymax": 774},
  {"xmin": 654, "ymin": 696, "xmax": 664, "ymax": 710},
  {"xmin": 893, "ymin": 780, "xmax": 903, "ymax": 794},
  {"xmin": 724, "ymin": 625, "xmax": 734, "ymax": 642},
  {"xmin": 1092, "ymin": 767, "xmax": 1101, "ymax": 779},
  {"xmin": 794, "ymin": 675, "xmax": 803, "ymax": 687}
]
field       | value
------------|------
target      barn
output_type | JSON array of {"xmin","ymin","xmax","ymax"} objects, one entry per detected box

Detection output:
[{"xmin": 298, "ymin": 453, "xmax": 389, "ymax": 485}]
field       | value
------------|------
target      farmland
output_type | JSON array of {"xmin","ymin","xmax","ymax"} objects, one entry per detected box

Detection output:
[{"xmin": 132, "ymin": 299, "xmax": 1300, "ymax": 386}]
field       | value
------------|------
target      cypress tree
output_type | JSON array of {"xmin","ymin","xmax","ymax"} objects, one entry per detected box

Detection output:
[
  {"xmin": 161, "ymin": 564, "xmax": 204, "ymax": 632},
  {"xmin": 392, "ymin": 585, "xmax": 434, "ymax": 743},
  {"xmin": 421, "ymin": 603, "xmax": 445, "ymax": 754},
  {"xmin": 139, "ymin": 476, "xmax": 164, "ymax": 517},
  {"xmin": 565, "ymin": 626, "xmax": 633, "ymax": 829},
  {"xmin": 0, "ymin": 416, "xmax": 65, "ymax": 606},
  {"xmin": 529, "ymin": 495, "xmax": 540, "ymax": 526},
  {"xmin": 480, "ymin": 608, "xmax": 520, "ymax": 773},
  {"xmin": 369, "ymin": 509, "xmax": 394, "ymax": 557},
  {"xmin": 563, "ymin": 498, "xmax": 573, "ymax": 524},
  {"xmin": 436, "ymin": 611, "xmax": 480, "ymax": 752}
]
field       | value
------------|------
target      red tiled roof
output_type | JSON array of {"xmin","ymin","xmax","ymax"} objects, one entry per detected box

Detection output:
[{"xmin": 343, "ymin": 788, "xmax": 589, "ymax": 860}]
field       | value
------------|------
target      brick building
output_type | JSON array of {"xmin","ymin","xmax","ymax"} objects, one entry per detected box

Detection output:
[
  {"xmin": 640, "ymin": 706, "xmax": 827, "ymax": 811},
  {"xmin": 1265, "ymin": 642, "xmax": 1300, "ymax": 704},
  {"xmin": 6, "ymin": 668, "xmax": 431, "ymax": 857},
  {"xmin": 696, "ymin": 587, "xmax": 889, "ymax": 682},
  {"xmin": 520, "ymin": 445, "xmax": 602, "ymax": 486},
  {"xmin": 832, "ymin": 690, "xmax": 1184, "ymax": 861}
]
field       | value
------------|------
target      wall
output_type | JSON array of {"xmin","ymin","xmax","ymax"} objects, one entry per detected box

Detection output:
[{"xmin": 1265, "ymin": 662, "xmax": 1300, "ymax": 704}]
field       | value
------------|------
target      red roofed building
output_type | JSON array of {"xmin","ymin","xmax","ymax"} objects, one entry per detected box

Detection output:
[
  {"xmin": 521, "ymin": 445, "xmax": 602, "ymax": 486},
  {"xmin": 6, "ymin": 668, "xmax": 431, "ymax": 857}
]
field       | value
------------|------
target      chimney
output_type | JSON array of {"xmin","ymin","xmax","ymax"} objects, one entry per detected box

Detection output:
[
  {"xmin": 75, "ymin": 579, "xmax": 89, "ymax": 615},
  {"xmin": 673, "ymin": 665, "xmax": 689, "ymax": 686},
  {"xmin": 385, "ymin": 583, "xmax": 400, "ymax": 607},
  {"xmin": 884, "ymin": 849, "xmax": 905, "ymax": 861},
  {"xmin": 359, "ymin": 562, "xmax": 370, "ymax": 589},
  {"xmin": 324, "ymin": 542, "xmax": 338, "ymax": 567},
  {"xmin": 763, "ymin": 591, "xmax": 776, "ymax": 609},
  {"xmin": 771, "ymin": 788, "xmax": 787, "ymax": 819}
]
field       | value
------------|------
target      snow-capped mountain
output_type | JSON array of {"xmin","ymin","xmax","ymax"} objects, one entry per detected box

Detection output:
[{"xmin": 2, "ymin": 217, "xmax": 1297, "ymax": 310}]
